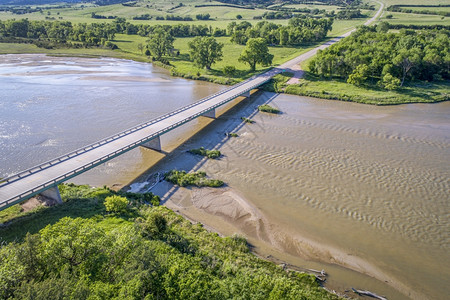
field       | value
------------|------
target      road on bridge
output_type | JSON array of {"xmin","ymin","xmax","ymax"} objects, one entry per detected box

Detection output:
[{"xmin": 0, "ymin": 2, "xmax": 383, "ymax": 209}]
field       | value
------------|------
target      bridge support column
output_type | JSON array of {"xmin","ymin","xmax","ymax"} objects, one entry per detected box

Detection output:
[
  {"xmin": 141, "ymin": 136, "xmax": 162, "ymax": 151},
  {"xmin": 241, "ymin": 90, "xmax": 251, "ymax": 98},
  {"xmin": 40, "ymin": 186, "xmax": 62, "ymax": 204},
  {"xmin": 202, "ymin": 109, "xmax": 216, "ymax": 119}
]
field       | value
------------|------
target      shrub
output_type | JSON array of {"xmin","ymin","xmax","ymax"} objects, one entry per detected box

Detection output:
[
  {"xmin": 379, "ymin": 73, "xmax": 401, "ymax": 90},
  {"xmin": 188, "ymin": 147, "xmax": 221, "ymax": 159},
  {"xmin": 104, "ymin": 195, "xmax": 128, "ymax": 213},
  {"xmin": 136, "ymin": 212, "xmax": 167, "ymax": 238},
  {"xmin": 241, "ymin": 117, "xmax": 255, "ymax": 123},
  {"xmin": 164, "ymin": 170, "xmax": 224, "ymax": 187},
  {"xmin": 223, "ymin": 65, "xmax": 236, "ymax": 77},
  {"xmin": 258, "ymin": 104, "xmax": 281, "ymax": 114}
]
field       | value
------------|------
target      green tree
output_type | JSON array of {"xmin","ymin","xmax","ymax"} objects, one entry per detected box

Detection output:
[
  {"xmin": 104, "ymin": 195, "xmax": 128, "ymax": 213},
  {"xmin": 147, "ymin": 28, "xmax": 174, "ymax": 61},
  {"xmin": 137, "ymin": 43, "xmax": 144, "ymax": 54},
  {"xmin": 392, "ymin": 48, "xmax": 421, "ymax": 86},
  {"xmin": 188, "ymin": 36, "xmax": 223, "ymax": 70},
  {"xmin": 136, "ymin": 212, "xmax": 167, "ymax": 238},
  {"xmin": 238, "ymin": 38, "xmax": 273, "ymax": 71},
  {"xmin": 38, "ymin": 217, "xmax": 108, "ymax": 277},
  {"xmin": 223, "ymin": 65, "xmax": 236, "ymax": 77},
  {"xmin": 376, "ymin": 21, "xmax": 389, "ymax": 33},
  {"xmin": 347, "ymin": 64, "xmax": 369, "ymax": 86},
  {"xmin": 379, "ymin": 73, "xmax": 401, "ymax": 90}
]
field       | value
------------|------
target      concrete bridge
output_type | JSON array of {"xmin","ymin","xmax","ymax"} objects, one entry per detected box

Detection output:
[
  {"xmin": 0, "ymin": 68, "xmax": 278, "ymax": 209},
  {"xmin": 0, "ymin": 2, "xmax": 384, "ymax": 210}
]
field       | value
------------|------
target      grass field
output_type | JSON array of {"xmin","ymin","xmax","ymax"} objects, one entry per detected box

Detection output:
[
  {"xmin": 380, "ymin": 11, "xmax": 450, "ymax": 26},
  {"xmin": 382, "ymin": 0, "xmax": 449, "ymax": 6},
  {"xmin": 268, "ymin": 72, "xmax": 450, "ymax": 105},
  {"xmin": 284, "ymin": 4, "xmax": 346, "ymax": 12},
  {"xmin": 113, "ymin": 33, "xmax": 320, "ymax": 82},
  {"xmin": 0, "ymin": 42, "xmax": 148, "ymax": 62},
  {"xmin": 403, "ymin": 6, "xmax": 450, "ymax": 13}
]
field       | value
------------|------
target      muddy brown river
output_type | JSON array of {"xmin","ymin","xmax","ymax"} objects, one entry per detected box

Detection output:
[{"xmin": 1, "ymin": 55, "xmax": 449, "ymax": 299}]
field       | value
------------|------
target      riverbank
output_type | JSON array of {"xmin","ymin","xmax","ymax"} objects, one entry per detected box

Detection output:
[{"xmin": 264, "ymin": 72, "xmax": 450, "ymax": 105}]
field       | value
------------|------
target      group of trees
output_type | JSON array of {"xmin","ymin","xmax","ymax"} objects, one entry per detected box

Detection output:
[
  {"xmin": 335, "ymin": 9, "xmax": 365, "ymax": 19},
  {"xmin": 113, "ymin": 19, "xmax": 217, "ymax": 37},
  {"xmin": 0, "ymin": 184, "xmax": 337, "ymax": 300},
  {"xmin": 0, "ymin": 19, "xmax": 116, "ymax": 48},
  {"xmin": 309, "ymin": 25, "xmax": 450, "ymax": 89},
  {"xmin": 156, "ymin": 14, "xmax": 194, "ymax": 21},
  {"xmin": 227, "ymin": 17, "xmax": 333, "ymax": 46}
]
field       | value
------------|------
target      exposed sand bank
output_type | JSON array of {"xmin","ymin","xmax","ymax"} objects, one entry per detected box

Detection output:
[{"xmin": 147, "ymin": 179, "xmax": 418, "ymax": 300}]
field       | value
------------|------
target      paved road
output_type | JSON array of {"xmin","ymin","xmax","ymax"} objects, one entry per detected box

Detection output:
[{"xmin": 0, "ymin": 1, "xmax": 384, "ymax": 209}]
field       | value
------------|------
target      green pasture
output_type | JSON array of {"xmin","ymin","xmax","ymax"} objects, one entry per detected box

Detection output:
[
  {"xmin": 381, "ymin": 0, "xmax": 449, "ymax": 6},
  {"xmin": 380, "ymin": 11, "xmax": 450, "ymax": 26},
  {"xmin": 403, "ymin": 6, "xmax": 450, "ymax": 13},
  {"xmin": 276, "ymin": 73, "xmax": 450, "ymax": 105},
  {"xmin": 112, "ymin": 34, "xmax": 318, "ymax": 81}
]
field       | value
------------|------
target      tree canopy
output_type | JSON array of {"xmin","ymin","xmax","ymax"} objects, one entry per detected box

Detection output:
[
  {"xmin": 147, "ymin": 28, "xmax": 174, "ymax": 61},
  {"xmin": 188, "ymin": 36, "xmax": 224, "ymax": 70},
  {"xmin": 0, "ymin": 184, "xmax": 339, "ymax": 300},
  {"xmin": 309, "ymin": 26, "xmax": 450, "ymax": 88},
  {"xmin": 239, "ymin": 38, "xmax": 274, "ymax": 71},
  {"xmin": 228, "ymin": 18, "xmax": 333, "ymax": 46}
]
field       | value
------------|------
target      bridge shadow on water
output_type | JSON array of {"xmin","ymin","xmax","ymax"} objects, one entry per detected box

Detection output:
[{"xmin": 124, "ymin": 89, "xmax": 280, "ymax": 205}]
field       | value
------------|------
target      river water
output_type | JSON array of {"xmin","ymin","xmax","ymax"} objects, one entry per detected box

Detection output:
[{"xmin": 1, "ymin": 55, "xmax": 449, "ymax": 299}]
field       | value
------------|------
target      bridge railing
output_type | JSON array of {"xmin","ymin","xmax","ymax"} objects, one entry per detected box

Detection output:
[{"xmin": 0, "ymin": 69, "xmax": 277, "ymax": 191}]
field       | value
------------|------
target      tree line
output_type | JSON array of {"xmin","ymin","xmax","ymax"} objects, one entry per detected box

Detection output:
[
  {"xmin": 0, "ymin": 19, "xmax": 116, "ymax": 48},
  {"xmin": 0, "ymin": 184, "xmax": 338, "ymax": 300},
  {"xmin": 227, "ymin": 17, "xmax": 333, "ymax": 46},
  {"xmin": 308, "ymin": 25, "xmax": 450, "ymax": 89}
]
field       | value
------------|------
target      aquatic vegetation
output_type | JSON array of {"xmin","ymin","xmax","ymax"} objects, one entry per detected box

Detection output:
[
  {"xmin": 258, "ymin": 104, "xmax": 281, "ymax": 114},
  {"xmin": 241, "ymin": 117, "xmax": 255, "ymax": 123},
  {"xmin": 188, "ymin": 147, "xmax": 221, "ymax": 159},
  {"xmin": 165, "ymin": 170, "xmax": 224, "ymax": 187}
]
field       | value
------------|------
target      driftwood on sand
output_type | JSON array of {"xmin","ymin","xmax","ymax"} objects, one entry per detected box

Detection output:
[{"xmin": 352, "ymin": 288, "xmax": 388, "ymax": 300}]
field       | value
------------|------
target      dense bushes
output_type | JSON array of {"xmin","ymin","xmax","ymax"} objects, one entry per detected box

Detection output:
[
  {"xmin": 188, "ymin": 147, "xmax": 222, "ymax": 159},
  {"xmin": 165, "ymin": 170, "xmax": 224, "ymax": 187},
  {"xmin": 0, "ymin": 183, "xmax": 339, "ymax": 299},
  {"xmin": 0, "ymin": 19, "xmax": 116, "ymax": 48},
  {"xmin": 228, "ymin": 17, "xmax": 333, "ymax": 46},
  {"xmin": 309, "ymin": 26, "xmax": 450, "ymax": 87},
  {"xmin": 258, "ymin": 104, "xmax": 281, "ymax": 114}
]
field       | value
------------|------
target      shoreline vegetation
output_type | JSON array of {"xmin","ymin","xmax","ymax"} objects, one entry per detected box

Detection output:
[
  {"xmin": 0, "ymin": 183, "xmax": 338, "ymax": 300},
  {"xmin": 264, "ymin": 71, "xmax": 450, "ymax": 105}
]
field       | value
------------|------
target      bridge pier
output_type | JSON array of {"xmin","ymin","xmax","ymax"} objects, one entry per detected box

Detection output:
[
  {"xmin": 141, "ymin": 136, "xmax": 162, "ymax": 151},
  {"xmin": 40, "ymin": 186, "xmax": 62, "ymax": 204},
  {"xmin": 240, "ymin": 91, "xmax": 251, "ymax": 97},
  {"xmin": 202, "ymin": 109, "xmax": 216, "ymax": 119}
]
